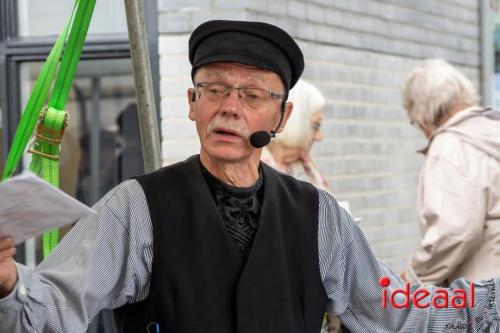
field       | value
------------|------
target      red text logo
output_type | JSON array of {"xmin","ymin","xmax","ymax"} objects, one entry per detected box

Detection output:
[{"xmin": 379, "ymin": 276, "xmax": 475, "ymax": 309}]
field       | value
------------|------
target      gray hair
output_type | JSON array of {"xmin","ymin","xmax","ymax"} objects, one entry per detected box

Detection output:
[
  {"xmin": 402, "ymin": 59, "xmax": 479, "ymax": 129},
  {"xmin": 276, "ymin": 79, "xmax": 326, "ymax": 149}
]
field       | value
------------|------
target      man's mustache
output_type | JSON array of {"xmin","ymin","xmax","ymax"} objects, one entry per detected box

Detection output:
[{"xmin": 206, "ymin": 116, "xmax": 251, "ymax": 139}]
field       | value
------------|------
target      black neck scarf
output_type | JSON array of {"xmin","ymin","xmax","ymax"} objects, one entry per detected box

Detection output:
[{"xmin": 201, "ymin": 162, "xmax": 263, "ymax": 261}]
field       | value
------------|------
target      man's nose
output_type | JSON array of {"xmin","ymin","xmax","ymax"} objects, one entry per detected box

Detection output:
[{"xmin": 220, "ymin": 89, "xmax": 242, "ymax": 117}]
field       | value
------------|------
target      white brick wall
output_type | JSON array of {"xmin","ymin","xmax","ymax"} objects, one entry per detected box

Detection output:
[
  {"xmin": 157, "ymin": 0, "xmax": 482, "ymax": 273},
  {"xmin": 158, "ymin": 34, "xmax": 197, "ymax": 164}
]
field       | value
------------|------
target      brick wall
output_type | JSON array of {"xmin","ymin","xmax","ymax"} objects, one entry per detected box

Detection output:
[{"xmin": 157, "ymin": 0, "xmax": 481, "ymax": 272}]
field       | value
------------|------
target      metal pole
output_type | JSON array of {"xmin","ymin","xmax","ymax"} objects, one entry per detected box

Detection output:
[
  {"xmin": 90, "ymin": 77, "xmax": 101, "ymax": 204},
  {"xmin": 123, "ymin": 0, "xmax": 162, "ymax": 172}
]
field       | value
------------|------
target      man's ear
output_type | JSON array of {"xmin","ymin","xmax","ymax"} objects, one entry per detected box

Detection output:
[
  {"xmin": 275, "ymin": 101, "xmax": 293, "ymax": 133},
  {"xmin": 188, "ymin": 88, "xmax": 196, "ymax": 121}
]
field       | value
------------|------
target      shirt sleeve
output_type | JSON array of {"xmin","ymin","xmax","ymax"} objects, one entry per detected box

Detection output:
[
  {"xmin": 406, "ymin": 152, "xmax": 485, "ymax": 285},
  {"xmin": 317, "ymin": 189, "xmax": 500, "ymax": 333},
  {"xmin": 0, "ymin": 179, "xmax": 153, "ymax": 333}
]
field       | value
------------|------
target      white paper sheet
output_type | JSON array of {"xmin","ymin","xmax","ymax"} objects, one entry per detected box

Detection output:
[{"xmin": 0, "ymin": 171, "xmax": 96, "ymax": 244}]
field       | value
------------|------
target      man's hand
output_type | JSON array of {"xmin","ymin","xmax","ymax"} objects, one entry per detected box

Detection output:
[{"xmin": 0, "ymin": 237, "xmax": 17, "ymax": 298}]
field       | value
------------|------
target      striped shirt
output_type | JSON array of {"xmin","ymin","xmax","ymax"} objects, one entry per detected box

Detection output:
[{"xmin": 0, "ymin": 179, "xmax": 499, "ymax": 333}]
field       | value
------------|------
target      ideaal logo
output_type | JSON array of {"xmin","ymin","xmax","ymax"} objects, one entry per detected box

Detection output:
[{"xmin": 379, "ymin": 276, "xmax": 475, "ymax": 309}]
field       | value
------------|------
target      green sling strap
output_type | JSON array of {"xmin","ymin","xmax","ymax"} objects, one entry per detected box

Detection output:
[{"xmin": 1, "ymin": 0, "xmax": 96, "ymax": 258}]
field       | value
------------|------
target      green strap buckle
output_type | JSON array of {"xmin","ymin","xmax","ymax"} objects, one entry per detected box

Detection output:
[{"xmin": 28, "ymin": 106, "xmax": 69, "ymax": 161}]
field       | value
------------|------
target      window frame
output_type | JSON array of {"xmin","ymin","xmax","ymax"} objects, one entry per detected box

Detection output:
[{"xmin": 0, "ymin": 0, "xmax": 160, "ymax": 171}]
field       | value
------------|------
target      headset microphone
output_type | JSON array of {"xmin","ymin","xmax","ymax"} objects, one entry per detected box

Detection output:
[{"xmin": 249, "ymin": 131, "xmax": 273, "ymax": 148}]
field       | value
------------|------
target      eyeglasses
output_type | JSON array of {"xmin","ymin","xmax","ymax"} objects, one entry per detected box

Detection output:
[{"xmin": 194, "ymin": 82, "xmax": 285, "ymax": 111}]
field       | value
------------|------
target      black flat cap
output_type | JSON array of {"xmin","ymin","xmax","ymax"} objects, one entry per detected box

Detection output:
[{"xmin": 189, "ymin": 20, "xmax": 304, "ymax": 90}]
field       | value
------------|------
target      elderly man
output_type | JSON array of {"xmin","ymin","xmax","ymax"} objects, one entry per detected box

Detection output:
[
  {"xmin": 402, "ymin": 59, "xmax": 500, "ymax": 287},
  {"xmin": 0, "ymin": 21, "xmax": 500, "ymax": 333}
]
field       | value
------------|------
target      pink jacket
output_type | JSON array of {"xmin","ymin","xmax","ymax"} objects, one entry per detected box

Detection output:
[{"xmin": 406, "ymin": 107, "xmax": 500, "ymax": 285}]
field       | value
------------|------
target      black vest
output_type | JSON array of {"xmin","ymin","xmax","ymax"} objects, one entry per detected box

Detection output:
[{"xmin": 115, "ymin": 155, "xmax": 328, "ymax": 332}]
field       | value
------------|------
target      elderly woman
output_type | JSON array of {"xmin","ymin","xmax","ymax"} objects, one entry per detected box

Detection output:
[
  {"xmin": 402, "ymin": 59, "xmax": 500, "ymax": 286},
  {"xmin": 261, "ymin": 79, "xmax": 328, "ymax": 191}
]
